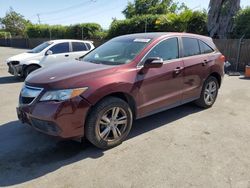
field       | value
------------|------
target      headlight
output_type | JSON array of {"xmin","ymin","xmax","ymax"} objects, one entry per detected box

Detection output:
[{"xmin": 40, "ymin": 87, "xmax": 88, "ymax": 101}]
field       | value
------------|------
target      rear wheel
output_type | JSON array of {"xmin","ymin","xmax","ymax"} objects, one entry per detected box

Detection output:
[
  {"xmin": 195, "ymin": 76, "xmax": 219, "ymax": 108},
  {"xmin": 24, "ymin": 65, "xmax": 40, "ymax": 78},
  {"xmin": 85, "ymin": 97, "xmax": 133, "ymax": 149}
]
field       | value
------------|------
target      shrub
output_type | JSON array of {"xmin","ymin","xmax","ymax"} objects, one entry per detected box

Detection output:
[
  {"xmin": 0, "ymin": 31, "xmax": 11, "ymax": 38},
  {"xmin": 26, "ymin": 23, "xmax": 104, "ymax": 39},
  {"xmin": 233, "ymin": 7, "xmax": 250, "ymax": 38},
  {"xmin": 108, "ymin": 10, "xmax": 208, "ymax": 38}
]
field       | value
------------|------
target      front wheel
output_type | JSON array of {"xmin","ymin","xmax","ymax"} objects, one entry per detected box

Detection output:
[
  {"xmin": 195, "ymin": 76, "xmax": 219, "ymax": 108},
  {"xmin": 85, "ymin": 97, "xmax": 133, "ymax": 149}
]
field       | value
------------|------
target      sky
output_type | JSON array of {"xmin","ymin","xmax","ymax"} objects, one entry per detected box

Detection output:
[{"xmin": 0, "ymin": 0, "xmax": 250, "ymax": 29}]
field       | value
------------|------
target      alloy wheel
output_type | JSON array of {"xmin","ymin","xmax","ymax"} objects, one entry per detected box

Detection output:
[
  {"xmin": 97, "ymin": 107, "xmax": 128, "ymax": 142},
  {"xmin": 204, "ymin": 80, "xmax": 217, "ymax": 105}
]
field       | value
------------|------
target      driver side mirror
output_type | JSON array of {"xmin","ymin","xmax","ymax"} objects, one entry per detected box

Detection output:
[
  {"xmin": 144, "ymin": 57, "xmax": 163, "ymax": 69},
  {"xmin": 45, "ymin": 50, "xmax": 53, "ymax": 56}
]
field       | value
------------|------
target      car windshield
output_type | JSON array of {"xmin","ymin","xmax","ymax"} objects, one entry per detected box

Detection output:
[
  {"xmin": 28, "ymin": 42, "xmax": 52, "ymax": 53},
  {"xmin": 82, "ymin": 38, "xmax": 151, "ymax": 65}
]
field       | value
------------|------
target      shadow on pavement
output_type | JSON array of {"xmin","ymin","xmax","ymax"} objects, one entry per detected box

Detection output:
[
  {"xmin": 0, "ymin": 103, "xmax": 202, "ymax": 186},
  {"xmin": 0, "ymin": 76, "xmax": 24, "ymax": 84},
  {"xmin": 239, "ymin": 76, "xmax": 250, "ymax": 80}
]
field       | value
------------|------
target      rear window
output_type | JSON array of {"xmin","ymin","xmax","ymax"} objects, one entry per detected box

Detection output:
[
  {"xmin": 72, "ymin": 42, "xmax": 88, "ymax": 52},
  {"xmin": 182, "ymin": 38, "xmax": 200, "ymax": 57},
  {"xmin": 199, "ymin": 40, "xmax": 214, "ymax": 54}
]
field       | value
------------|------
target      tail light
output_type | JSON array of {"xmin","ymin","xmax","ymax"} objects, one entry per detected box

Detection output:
[{"xmin": 219, "ymin": 55, "xmax": 225, "ymax": 63}]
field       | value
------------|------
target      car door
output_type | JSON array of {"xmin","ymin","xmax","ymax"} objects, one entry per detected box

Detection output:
[
  {"xmin": 71, "ymin": 42, "xmax": 89, "ymax": 59},
  {"xmin": 181, "ymin": 37, "xmax": 212, "ymax": 102},
  {"xmin": 40, "ymin": 42, "xmax": 70, "ymax": 66},
  {"xmin": 136, "ymin": 37, "xmax": 184, "ymax": 116}
]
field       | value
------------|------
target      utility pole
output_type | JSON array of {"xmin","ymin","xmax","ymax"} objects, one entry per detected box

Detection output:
[
  {"xmin": 144, "ymin": 19, "xmax": 147, "ymax": 33},
  {"xmin": 82, "ymin": 27, "xmax": 83, "ymax": 40},
  {"xmin": 37, "ymin": 14, "xmax": 41, "ymax": 24},
  {"xmin": 49, "ymin": 29, "xmax": 52, "ymax": 40}
]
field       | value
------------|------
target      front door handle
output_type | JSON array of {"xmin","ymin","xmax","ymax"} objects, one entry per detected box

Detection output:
[
  {"xmin": 202, "ymin": 60, "xmax": 208, "ymax": 66},
  {"xmin": 65, "ymin": 54, "xmax": 69, "ymax": 57},
  {"xmin": 174, "ymin": 67, "xmax": 184, "ymax": 74}
]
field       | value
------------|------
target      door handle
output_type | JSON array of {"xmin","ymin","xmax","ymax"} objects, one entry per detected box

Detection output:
[
  {"xmin": 65, "ymin": 54, "xmax": 69, "ymax": 57},
  {"xmin": 202, "ymin": 60, "xmax": 208, "ymax": 66},
  {"xmin": 174, "ymin": 67, "xmax": 184, "ymax": 74}
]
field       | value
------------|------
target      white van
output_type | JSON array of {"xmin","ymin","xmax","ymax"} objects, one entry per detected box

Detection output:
[{"xmin": 6, "ymin": 39, "xmax": 95, "ymax": 77}]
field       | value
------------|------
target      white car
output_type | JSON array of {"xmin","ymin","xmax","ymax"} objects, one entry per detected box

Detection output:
[{"xmin": 6, "ymin": 39, "xmax": 95, "ymax": 77}]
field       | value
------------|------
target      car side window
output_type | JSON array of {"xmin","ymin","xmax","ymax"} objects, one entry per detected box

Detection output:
[
  {"xmin": 182, "ymin": 38, "xmax": 200, "ymax": 57},
  {"xmin": 199, "ymin": 40, "xmax": 214, "ymax": 54},
  {"xmin": 85, "ymin": 43, "xmax": 91, "ymax": 50},
  {"xmin": 49, "ymin": 42, "xmax": 69, "ymax": 54},
  {"xmin": 72, "ymin": 42, "xmax": 88, "ymax": 52},
  {"xmin": 145, "ymin": 38, "xmax": 179, "ymax": 61}
]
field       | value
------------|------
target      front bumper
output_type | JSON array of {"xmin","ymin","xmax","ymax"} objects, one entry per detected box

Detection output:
[
  {"xmin": 7, "ymin": 62, "xmax": 24, "ymax": 76},
  {"xmin": 17, "ymin": 96, "xmax": 91, "ymax": 139}
]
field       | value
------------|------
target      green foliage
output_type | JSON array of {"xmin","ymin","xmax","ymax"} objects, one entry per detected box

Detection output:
[
  {"xmin": 0, "ymin": 31, "xmax": 11, "ymax": 38},
  {"xmin": 122, "ymin": 0, "xmax": 187, "ymax": 19},
  {"xmin": 26, "ymin": 23, "xmax": 105, "ymax": 39},
  {"xmin": 108, "ymin": 15, "xmax": 159, "ymax": 38},
  {"xmin": 0, "ymin": 7, "xmax": 30, "ymax": 37},
  {"xmin": 108, "ymin": 10, "xmax": 208, "ymax": 38},
  {"xmin": 233, "ymin": 7, "xmax": 250, "ymax": 38}
]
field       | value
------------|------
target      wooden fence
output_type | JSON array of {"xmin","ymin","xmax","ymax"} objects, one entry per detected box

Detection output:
[
  {"xmin": 213, "ymin": 39, "xmax": 250, "ymax": 71},
  {"xmin": 0, "ymin": 38, "xmax": 249, "ymax": 71}
]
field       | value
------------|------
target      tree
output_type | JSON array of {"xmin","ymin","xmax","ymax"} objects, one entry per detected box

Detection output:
[
  {"xmin": 122, "ymin": 0, "xmax": 187, "ymax": 19},
  {"xmin": 207, "ymin": 0, "xmax": 240, "ymax": 39},
  {"xmin": 233, "ymin": 7, "xmax": 250, "ymax": 38},
  {"xmin": 0, "ymin": 7, "xmax": 30, "ymax": 37}
]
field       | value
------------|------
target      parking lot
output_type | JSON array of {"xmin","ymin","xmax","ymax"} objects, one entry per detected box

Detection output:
[{"xmin": 0, "ymin": 46, "xmax": 250, "ymax": 188}]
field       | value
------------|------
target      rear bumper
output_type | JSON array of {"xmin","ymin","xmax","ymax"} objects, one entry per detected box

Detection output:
[{"xmin": 17, "ymin": 96, "xmax": 91, "ymax": 139}]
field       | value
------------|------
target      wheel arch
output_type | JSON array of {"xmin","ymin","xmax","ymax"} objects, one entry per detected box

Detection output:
[
  {"xmin": 22, "ymin": 64, "xmax": 41, "ymax": 77},
  {"xmin": 209, "ymin": 72, "xmax": 222, "ymax": 87},
  {"xmin": 86, "ymin": 91, "xmax": 137, "ymax": 122}
]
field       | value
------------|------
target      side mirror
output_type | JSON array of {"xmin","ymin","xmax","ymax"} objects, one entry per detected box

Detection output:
[
  {"xmin": 144, "ymin": 57, "xmax": 163, "ymax": 69},
  {"xmin": 45, "ymin": 50, "xmax": 53, "ymax": 56}
]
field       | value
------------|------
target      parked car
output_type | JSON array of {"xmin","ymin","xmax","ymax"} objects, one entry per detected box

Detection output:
[
  {"xmin": 6, "ymin": 39, "xmax": 95, "ymax": 77},
  {"xmin": 17, "ymin": 32, "xmax": 225, "ymax": 149}
]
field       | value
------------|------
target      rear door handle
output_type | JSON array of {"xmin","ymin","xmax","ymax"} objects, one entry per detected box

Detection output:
[
  {"xmin": 174, "ymin": 67, "xmax": 184, "ymax": 74},
  {"xmin": 65, "ymin": 54, "xmax": 69, "ymax": 57}
]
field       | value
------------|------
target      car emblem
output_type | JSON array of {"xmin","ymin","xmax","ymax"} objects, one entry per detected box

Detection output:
[{"xmin": 49, "ymin": 77, "xmax": 56, "ymax": 80}]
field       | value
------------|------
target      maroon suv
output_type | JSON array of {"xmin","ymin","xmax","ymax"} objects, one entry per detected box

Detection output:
[{"xmin": 17, "ymin": 32, "xmax": 225, "ymax": 149}]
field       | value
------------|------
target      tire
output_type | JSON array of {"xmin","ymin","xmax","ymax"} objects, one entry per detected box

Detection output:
[
  {"xmin": 195, "ymin": 76, "xmax": 219, "ymax": 108},
  {"xmin": 24, "ymin": 65, "xmax": 39, "ymax": 78},
  {"xmin": 85, "ymin": 97, "xmax": 133, "ymax": 149}
]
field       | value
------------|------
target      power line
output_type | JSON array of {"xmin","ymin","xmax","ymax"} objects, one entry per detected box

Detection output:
[
  {"xmin": 27, "ymin": 0, "xmax": 95, "ymax": 19},
  {"xmin": 42, "ymin": 0, "xmax": 117, "ymax": 24},
  {"xmin": 39, "ymin": 0, "xmax": 94, "ymax": 15}
]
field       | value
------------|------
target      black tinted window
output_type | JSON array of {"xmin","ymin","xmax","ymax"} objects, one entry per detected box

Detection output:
[
  {"xmin": 145, "ymin": 38, "xmax": 179, "ymax": 61},
  {"xmin": 72, "ymin": 42, "xmax": 88, "ymax": 52},
  {"xmin": 85, "ymin": 43, "xmax": 91, "ymax": 50},
  {"xmin": 182, "ymin": 38, "xmax": 200, "ymax": 57},
  {"xmin": 49, "ymin": 42, "xmax": 69, "ymax": 54},
  {"xmin": 199, "ymin": 40, "xmax": 214, "ymax": 54}
]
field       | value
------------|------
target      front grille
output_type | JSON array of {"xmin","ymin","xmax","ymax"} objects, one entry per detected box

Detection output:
[
  {"xmin": 19, "ymin": 85, "xmax": 43, "ymax": 105},
  {"xmin": 30, "ymin": 117, "xmax": 61, "ymax": 135}
]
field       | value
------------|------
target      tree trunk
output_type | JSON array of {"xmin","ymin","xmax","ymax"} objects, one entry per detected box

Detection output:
[{"xmin": 208, "ymin": 0, "xmax": 240, "ymax": 39}]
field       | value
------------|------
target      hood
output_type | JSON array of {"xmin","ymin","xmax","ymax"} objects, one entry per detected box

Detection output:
[
  {"xmin": 7, "ymin": 52, "xmax": 40, "ymax": 62},
  {"xmin": 25, "ymin": 60, "xmax": 118, "ymax": 89}
]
